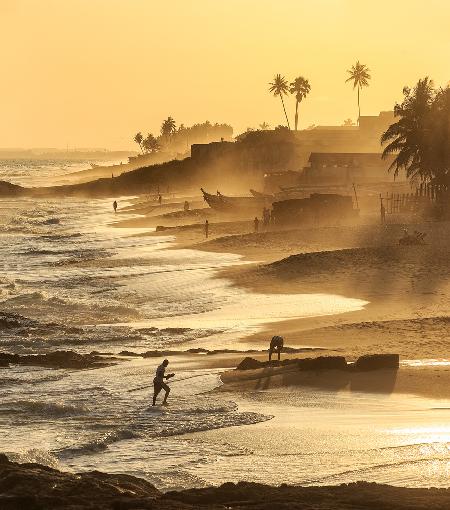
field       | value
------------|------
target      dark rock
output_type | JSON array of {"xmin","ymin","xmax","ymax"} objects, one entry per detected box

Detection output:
[
  {"xmin": 0, "ymin": 354, "xmax": 19, "ymax": 365},
  {"xmin": 142, "ymin": 350, "xmax": 183, "ymax": 358},
  {"xmin": 236, "ymin": 357, "xmax": 263, "ymax": 370},
  {"xmin": 298, "ymin": 356, "xmax": 348, "ymax": 371},
  {"xmin": 118, "ymin": 351, "xmax": 139, "ymax": 357},
  {"xmin": 0, "ymin": 456, "xmax": 161, "ymax": 509},
  {"xmin": 352, "ymin": 354, "xmax": 399, "ymax": 371},
  {"xmin": 0, "ymin": 350, "xmax": 110, "ymax": 370},
  {"xmin": 1, "ymin": 455, "xmax": 450, "ymax": 509},
  {"xmin": 185, "ymin": 348, "xmax": 209, "ymax": 354}
]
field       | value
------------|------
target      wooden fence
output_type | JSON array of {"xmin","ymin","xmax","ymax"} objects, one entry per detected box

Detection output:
[{"xmin": 382, "ymin": 183, "xmax": 449, "ymax": 214}]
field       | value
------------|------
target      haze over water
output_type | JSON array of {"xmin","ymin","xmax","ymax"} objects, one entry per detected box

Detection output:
[{"xmin": 0, "ymin": 161, "xmax": 449, "ymax": 490}]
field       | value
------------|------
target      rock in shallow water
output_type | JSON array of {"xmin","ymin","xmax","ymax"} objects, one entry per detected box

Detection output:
[{"xmin": 0, "ymin": 350, "xmax": 111, "ymax": 370}]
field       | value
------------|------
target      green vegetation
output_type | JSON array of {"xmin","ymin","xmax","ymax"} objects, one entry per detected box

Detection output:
[
  {"xmin": 133, "ymin": 120, "xmax": 233, "ymax": 154},
  {"xmin": 133, "ymin": 132, "xmax": 144, "ymax": 154},
  {"xmin": 290, "ymin": 76, "xmax": 311, "ymax": 131},
  {"xmin": 346, "ymin": 61, "xmax": 371, "ymax": 123},
  {"xmin": 382, "ymin": 77, "xmax": 450, "ymax": 184},
  {"xmin": 269, "ymin": 74, "xmax": 291, "ymax": 129}
]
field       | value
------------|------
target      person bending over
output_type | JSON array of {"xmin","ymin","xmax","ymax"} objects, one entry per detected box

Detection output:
[
  {"xmin": 269, "ymin": 335, "xmax": 284, "ymax": 361},
  {"xmin": 152, "ymin": 359, "xmax": 174, "ymax": 406}
]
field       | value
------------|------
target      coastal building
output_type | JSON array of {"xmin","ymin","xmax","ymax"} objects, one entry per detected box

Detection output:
[
  {"xmin": 190, "ymin": 111, "xmax": 396, "ymax": 178},
  {"xmin": 300, "ymin": 152, "xmax": 402, "ymax": 185}
]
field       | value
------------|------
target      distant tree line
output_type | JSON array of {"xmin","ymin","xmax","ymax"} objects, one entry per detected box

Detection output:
[
  {"xmin": 133, "ymin": 119, "xmax": 233, "ymax": 155},
  {"xmin": 382, "ymin": 77, "xmax": 450, "ymax": 184}
]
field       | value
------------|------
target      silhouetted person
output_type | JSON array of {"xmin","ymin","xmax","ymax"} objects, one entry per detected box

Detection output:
[
  {"xmin": 158, "ymin": 195, "xmax": 162, "ymax": 206},
  {"xmin": 205, "ymin": 219, "xmax": 209, "ymax": 238},
  {"xmin": 113, "ymin": 200, "xmax": 117, "ymax": 213},
  {"xmin": 152, "ymin": 359, "xmax": 174, "ymax": 406},
  {"xmin": 254, "ymin": 217, "xmax": 259, "ymax": 232},
  {"xmin": 380, "ymin": 202, "xmax": 386, "ymax": 224},
  {"xmin": 269, "ymin": 335, "xmax": 284, "ymax": 361},
  {"xmin": 184, "ymin": 200, "xmax": 190, "ymax": 211},
  {"xmin": 262, "ymin": 208, "xmax": 267, "ymax": 227}
]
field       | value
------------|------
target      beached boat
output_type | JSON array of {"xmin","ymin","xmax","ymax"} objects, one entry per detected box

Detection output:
[
  {"xmin": 201, "ymin": 188, "xmax": 269, "ymax": 212},
  {"xmin": 249, "ymin": 189, "xmax": 274, "ymax": 199}
]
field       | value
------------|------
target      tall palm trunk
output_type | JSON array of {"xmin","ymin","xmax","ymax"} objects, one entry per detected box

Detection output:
[
  {"xmin": 280, "ymin": 96, "xmax": 291, "ymax": 130},
  {"xmin": 294, "ymin": 100, "xmax": 299, "ymax": 131},
  {"xmin": 357, "ymin": 87, "xmax": 360, "ymax": 125}
]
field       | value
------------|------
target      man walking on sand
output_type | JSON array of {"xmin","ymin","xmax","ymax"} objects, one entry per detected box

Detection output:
[
  {"xmin": 205, "ymin": 219, "xmax": 209, "ymax": 239},
  {"xmin": 113, "ymin": 200, "xmax": 118, "ymax": 213},
  {"xmin": 254, "ymin": 216, "xmax": 259, "ymax": 233},
  {"xmin": 152, "ymin": 359, "xmax": 174, "ymax": 406}
]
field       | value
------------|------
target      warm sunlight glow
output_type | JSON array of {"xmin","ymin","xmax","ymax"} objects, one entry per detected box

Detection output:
[{"xmin": 1, "ymin": 0, "xmax": 450, "ymax": 148}]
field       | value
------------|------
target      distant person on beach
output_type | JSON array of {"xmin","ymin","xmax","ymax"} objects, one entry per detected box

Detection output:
[
  {"xmin": 184, "ymin": 200, "xmax": 190, "ymax": 211},
  {"xmin": 205, "ymin": 219, "xmax": 209, "ymax": 238},
  {"xmin": 254, "ymin": 217, "xmax": 259, "ymax": 232},
  {"xmin": 262, "ymin": 207, "xmax": 270, "ymax": 228},
  {"xmin": 269, "ymin": 335, "xmax": 284, "ymax": 361},
  {"xmin": 152, "ymin": 359, "xmax": 174, "ymax": 406},
  {"xmin": 158, "ymin": 195, "xmax": 162, "ymax": 206},
  {"xmin": 380, "ymin": 202, "xmax": 386, "ymax": 224},
  {"xmin": 113, "ymin": 200, "xmax": 117, "ymax": 213}
]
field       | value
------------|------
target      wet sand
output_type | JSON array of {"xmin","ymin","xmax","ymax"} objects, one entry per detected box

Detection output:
[{"xmin": 119, "ymin": 195, "xmax": 450, "ymax": 401}]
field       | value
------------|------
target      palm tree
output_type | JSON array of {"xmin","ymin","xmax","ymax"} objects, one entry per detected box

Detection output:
[
  {"xmin": 346, "ymin": 61, "xmax": 371, "ymax": 123},
  {"xmin": 161, "ymin": 117, "xmax": 176, "ymax": 138},
  {"xmin": 381, "ymin": 77, "xmax": 435, "ymax": 182},
  {"xmin": 143, "ymin": 133, "xmax": 160, "ymax": 153},
  {"xmin": 259, "ymin": 122, "xmax": 270, "ymax": 130},
  {"xmin": 269, "ymin": 74, "xmax": 290, "ymax": 129},
  {"xmin": 134, "ymin": 132, "xmax": 144, "ymax": 154},
  {"xmin": 429, "ymin": 86, "xmax": 450, "ymax": 183},
  {"xmin": 290, "ymin": 76, "xmax": 311, "ymax": 130}
]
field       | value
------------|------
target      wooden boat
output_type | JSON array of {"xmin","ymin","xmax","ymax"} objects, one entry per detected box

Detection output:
[
  {"xmin": 201, "ymin": 188, "xmax": 269, "ymax": 212},
  {"xmin": 249, "ymin": 189, "xmax": 274, "ymax": 199}
]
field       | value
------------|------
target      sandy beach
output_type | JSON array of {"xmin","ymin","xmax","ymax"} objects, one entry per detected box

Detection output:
[{"xmin": 118, "ymin": 194, "xmax": 450, "ymax": 403}]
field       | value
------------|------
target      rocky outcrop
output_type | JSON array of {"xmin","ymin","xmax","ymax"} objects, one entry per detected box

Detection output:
[
  {"xmin": 298, "ymin": 356, "xmax": 347, "ymax": 371},
  {"xmin": 352, "ymin": 354, "xmax": 400, "ymax": 371},
  {"xmin": 0, "ymin": 454, "xmax": 160, "ymax": 509},
  {"xmin": 236, "ymin": 354, "xmax": 399, "ymax": 372},
  {"xmin": 0, "ymin": 350, "xmax": 111, "ymax": 370},
  {"xmin": 237, "ymin": 357, "xmax": 264, "ymax": 370},
  {"xmin": 1, "ymin": 455, "xmax": 450, "ymax": 509}
]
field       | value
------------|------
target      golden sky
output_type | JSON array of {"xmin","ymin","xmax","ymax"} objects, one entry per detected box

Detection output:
[{"xmin": 1, "ymin": 0, "xmax": 449, "ymax": 149}]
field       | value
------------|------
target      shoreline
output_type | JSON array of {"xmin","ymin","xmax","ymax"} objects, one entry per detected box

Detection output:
[{"xmin": 114, "ymin": 200, "xmax": 450, "ymax": 402}]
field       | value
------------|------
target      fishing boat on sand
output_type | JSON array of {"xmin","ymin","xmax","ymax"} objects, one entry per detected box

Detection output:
[{"xmin": 201, "ymin": 188, "xmax": 271, "ymax": 212}]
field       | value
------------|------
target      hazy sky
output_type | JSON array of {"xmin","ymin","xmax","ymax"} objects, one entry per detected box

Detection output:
[{"xmin": 1, "ymin": 0, "xmax": 449, "ymax": 149}]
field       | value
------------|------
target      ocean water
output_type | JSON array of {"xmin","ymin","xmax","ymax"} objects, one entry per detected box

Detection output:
[{"xmin": 0, "ymin": 160, "xmax": 448, "ymax": 490}]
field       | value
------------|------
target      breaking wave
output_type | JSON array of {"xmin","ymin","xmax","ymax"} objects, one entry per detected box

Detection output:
[
  {"xmin": 6, "ymin": 399, "xmax": 88, "ymax": 417},
  {"xmin": 58, "ymin": 429, "xmax": 139, "ymax": 457}
]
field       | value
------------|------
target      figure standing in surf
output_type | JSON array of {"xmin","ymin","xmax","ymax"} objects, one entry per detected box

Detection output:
[{"xmin": 152, "ymin": 359, "xmax": 174, "ymax": 406}]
